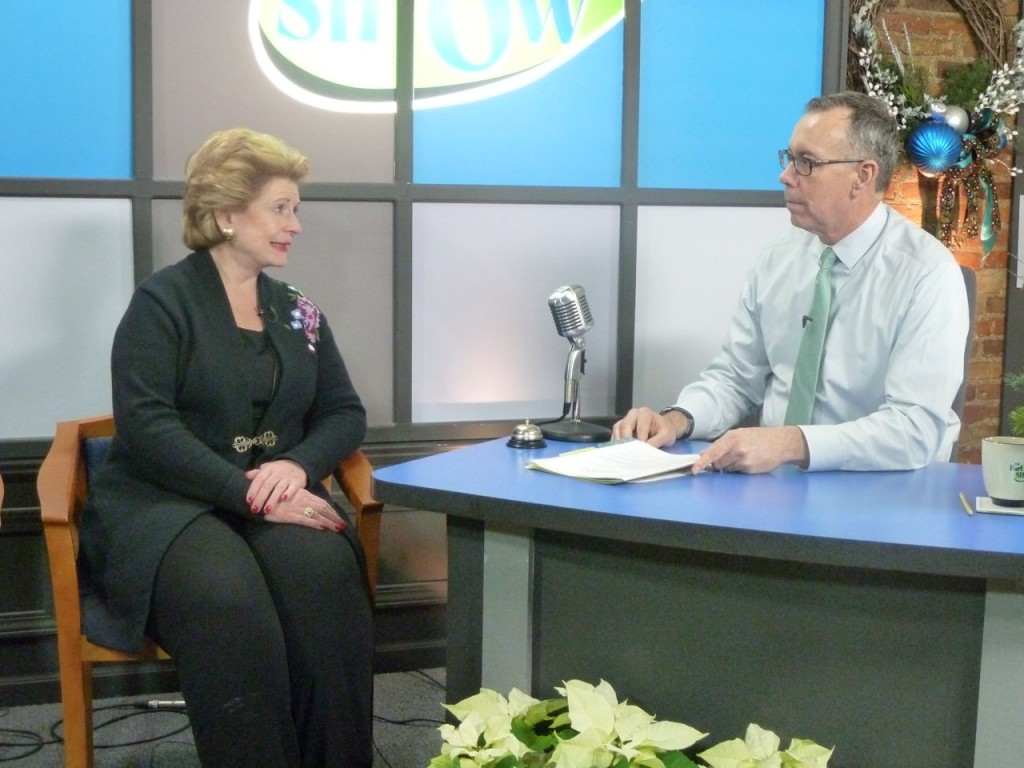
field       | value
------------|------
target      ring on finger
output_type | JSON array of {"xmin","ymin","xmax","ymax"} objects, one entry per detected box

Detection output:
[{"xmin": 302, "ymin": 506, "xmax": 317, "ymax": 519}]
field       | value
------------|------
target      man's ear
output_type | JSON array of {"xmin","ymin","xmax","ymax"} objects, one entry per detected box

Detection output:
[{"xmin": 852, "ymin": 160, "xmax": 879, "ymax": 195}]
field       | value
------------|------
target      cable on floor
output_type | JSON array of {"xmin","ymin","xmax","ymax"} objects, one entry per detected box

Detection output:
[{"xmin": 46, "ymin": 703, "xmax": 191, "ymax": 750}]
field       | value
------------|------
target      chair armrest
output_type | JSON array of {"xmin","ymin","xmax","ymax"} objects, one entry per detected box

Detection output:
[
  {"xmin": 334, "ymin": 449, "xmax": 383, "ymax": 601},
  {"xmin": 38, "ymin": 421, "xmax": 83, "ymax": 529}
]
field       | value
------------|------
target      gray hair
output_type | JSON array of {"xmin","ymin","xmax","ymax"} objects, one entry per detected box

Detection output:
[{"xmin": 806, "ymin": 91, "xmax": 900, "ymax": 192}]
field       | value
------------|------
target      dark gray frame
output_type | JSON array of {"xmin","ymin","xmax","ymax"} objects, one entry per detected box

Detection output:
[{"xmin": 0, "ymin": 0, "xmax": 850, "ymax": 453}]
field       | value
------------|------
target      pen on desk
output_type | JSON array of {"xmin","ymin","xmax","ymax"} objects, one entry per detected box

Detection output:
[{"xmin": 959, "ymin": 492, "xmax": 974, "ymax": 516}]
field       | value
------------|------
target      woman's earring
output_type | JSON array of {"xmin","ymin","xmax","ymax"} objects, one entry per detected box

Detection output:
[{"xmin": 222, "ymin": 227, "xmax": 234, "ymax": 241}]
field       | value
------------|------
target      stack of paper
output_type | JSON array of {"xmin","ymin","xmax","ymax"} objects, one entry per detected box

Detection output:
[{"xmin": 525, "ymin": 439, "xmax": 699, "ymax": 484}]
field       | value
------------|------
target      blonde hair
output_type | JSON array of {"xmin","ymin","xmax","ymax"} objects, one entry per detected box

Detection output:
[{"xmin": 182, "ymin": 128, "xmax": 310, "ymax": 250}]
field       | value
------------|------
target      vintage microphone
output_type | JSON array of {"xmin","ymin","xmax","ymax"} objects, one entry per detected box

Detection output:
[{"xmin": 540, "ymin": 285, "xmax": 612, "ymax": 443}]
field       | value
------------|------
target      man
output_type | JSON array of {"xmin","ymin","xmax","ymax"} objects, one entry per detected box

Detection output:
[{"xmin": 613, "ymin": 91, "xmax": 969, "ymax": 473}]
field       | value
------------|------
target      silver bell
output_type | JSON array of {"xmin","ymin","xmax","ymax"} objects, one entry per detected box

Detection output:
[{"xmin": 508, "ymin": 419, "xmax": 546, "ymax": 449}]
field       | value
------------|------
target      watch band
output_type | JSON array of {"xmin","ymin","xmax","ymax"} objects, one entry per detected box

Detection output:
[{"xmin": 658, "ymin": 406, "xmax": 694, "ymax": 440}]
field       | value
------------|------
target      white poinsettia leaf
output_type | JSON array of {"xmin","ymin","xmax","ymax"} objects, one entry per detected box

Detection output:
[
  {"xmin": 698, "ymin": 737, "xmax": 757, "ymax": 768},
  {"xmin": 564, "ymin": 681, "xmax": 616, "ymax": 735},
  {"xmin": 628, "ymin": 751, "xmax": 671, "ymax": 768},
  {"xmin": 444, "ymin": 713, "xmax": 487, "ymax": 749},
  {"xmin": 641, "ymin": 719, "xmax": 708, "ymax": 751},
  {"xmin": 782, "ymin": 738, "xmax": 834, "ymax": 768},
  {"xmin": 594, "ymin": 679, "xmax": 621, "ymax": 707},
  {"xmin": 744, "ymin": 724, "xmax": 781, "ymax": 758},
  {"xmin": 613, "ymin": 702, "xmax": 655, "ymax": 741},
  {"xmin": 507, "ymin": 687, "xmax": 540, "ymax": 715},
  {"xmin": 445, "ymin": 689, "xmax": 509, "ymax": 722},
  {"xmin": 551, "ymin": 732, "xmax": 615, "ymax": 768}
]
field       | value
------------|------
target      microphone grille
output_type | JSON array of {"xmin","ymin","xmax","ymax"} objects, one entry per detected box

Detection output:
[{"xmin": 548, "ymin": 285, "xmax": 593, "ymax": 339}]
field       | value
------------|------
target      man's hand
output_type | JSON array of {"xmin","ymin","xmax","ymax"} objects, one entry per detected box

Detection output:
[
  {"xmin": 611, "ymin": 406, "xmax": 685, "ymax": 448},
  {"xmin": 691, "ymin": 426, "xmax": 809, "ymax": 474}
]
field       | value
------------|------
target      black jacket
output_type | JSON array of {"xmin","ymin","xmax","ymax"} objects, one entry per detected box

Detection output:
[{"xmin": 79, "ymin": 251, "xmax": 367, "ymax": 651}]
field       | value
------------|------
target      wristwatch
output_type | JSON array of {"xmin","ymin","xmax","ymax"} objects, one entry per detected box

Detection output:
[{"xmin": 658, "ymin": 406, "xmax": 694, "ymax": 440}]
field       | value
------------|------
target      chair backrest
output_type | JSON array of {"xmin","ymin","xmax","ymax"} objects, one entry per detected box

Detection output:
[
  {"xmin": 950, "ymin": 265, "xmax": 977, "ymax": 461},
  {"xmin": 952, "ymin": 265, "xmax": 977, "ymax": 422},
  {"xmin": 39, "ymin": 415, "xmax": 116, "ymax": 559}
]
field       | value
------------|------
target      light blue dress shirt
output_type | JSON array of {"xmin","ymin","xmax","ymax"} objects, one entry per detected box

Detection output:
[{"xmin": 677, "ymin": 204, "xmax": 970, "ymax": 471}]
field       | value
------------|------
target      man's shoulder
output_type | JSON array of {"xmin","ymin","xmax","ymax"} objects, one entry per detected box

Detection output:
[{"xmin": 879, "ymin": 206, "xmax": 955, "ymax": 265}]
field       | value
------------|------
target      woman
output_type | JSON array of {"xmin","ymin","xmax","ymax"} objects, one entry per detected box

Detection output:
[{"xmin": 78, "ymin": 128, "xmax": 373, "ymax": 767}]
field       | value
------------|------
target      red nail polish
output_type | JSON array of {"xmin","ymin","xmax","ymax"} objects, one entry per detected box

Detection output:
[
  {"xmin": 246, "ymin": 497, "xmax": 253, "ymax": 504},
  {"xmin": 281, "ymin": 493, "xmax": 288, "ymax": 501},
  {"xmin": 251, "ymin": 505, "xmax": 258, "ymax": 514},
  {"xmin": 264, "ymin": 505, "xmax": 272, "ymax": 514}
]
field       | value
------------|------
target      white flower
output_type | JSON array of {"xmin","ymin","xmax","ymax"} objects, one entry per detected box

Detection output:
[
  {"xmin": 557, "ymin": 679, "xmax": 706, "ymax": 754},
  {"xmin": 699, "ymin": 724, "xmax": 833, "ymax": 768},
  {"xmin": 783, "ymin": 738, "xmax": 835, "ymax": 768},
  {"xmin": 438, "ymin": 687, "xmax": 538, "ymax": 766},
  {"xmin": 699, "ymin": 723, "xmax": 784, "ymax": 768}
]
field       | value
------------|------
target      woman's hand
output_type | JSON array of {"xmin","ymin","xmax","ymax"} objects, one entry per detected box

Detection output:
[
  {"xmin": 244, "ymin": 459, "xmax": 308, "ymax": 516},
  {"xmin": 261, "ymin": 487, "xmax": 347, "ymax": 532}
]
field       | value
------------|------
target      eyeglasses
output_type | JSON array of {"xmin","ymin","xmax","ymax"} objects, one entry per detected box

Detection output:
[{"xmin": 778, "ymin": 149, "xmax": 865, "ymax": 176}]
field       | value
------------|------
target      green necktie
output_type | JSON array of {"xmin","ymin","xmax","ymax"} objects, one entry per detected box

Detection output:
[{"xmin": 785, "ymin": 247, "xmax": 838, "ymax": 426}]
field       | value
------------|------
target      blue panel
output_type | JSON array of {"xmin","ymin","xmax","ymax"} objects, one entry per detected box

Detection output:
[
  {"xmin": 639, "ymin": 0, "xmax": 824, "ymax": 191},
  {"xmin": 413, "ymin": 22, "xmax": 622, "ymax": 187},
  {"xmin": 0, "ymin": 1, "xmax": 132, "ymax": 178}
]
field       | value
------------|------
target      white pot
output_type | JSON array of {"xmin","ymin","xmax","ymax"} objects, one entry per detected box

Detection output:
[{"xmin": 981, "ymin": 436, "xmax": 1024, "ymax": 507}]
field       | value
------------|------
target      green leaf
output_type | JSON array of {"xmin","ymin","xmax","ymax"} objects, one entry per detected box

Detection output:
[
  {"xmin": 492, "ymin": 755, "xmax": 526, "ymax": 768},
  {"xmin": 511, "ymin": 715, "xmax": 557, "ymax": 752},
  {"xmin": 942, "ymin": 58, "xmax": 993, "ymax": 111},
  {"xmin": 660, "ymin": 751, "xmax": 702, "ymax": 768}
]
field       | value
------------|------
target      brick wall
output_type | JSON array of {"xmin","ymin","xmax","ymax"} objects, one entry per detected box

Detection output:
[{"xmin": 864, "ymin": 0, "xmax": 1020, "ymax": 463}]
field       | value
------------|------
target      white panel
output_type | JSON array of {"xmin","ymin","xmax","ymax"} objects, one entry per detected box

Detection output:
[
  {"xmin": 412, "ymin": 203, "xmax": 619, "ymax": 423},
  {"xmin": 151, "ymin": 0, "xmax": 394, "ymax": 183},
  {"xmin": 633, "ymin": 206, "xmax": 791, "ymax": 409},
  {"xmin": 0, "ymin": 198, "xmax": 133, "ymax": 440},
  {"xmin": 151, "ymin": 199, "xmax": 395, "ymax": 427}
]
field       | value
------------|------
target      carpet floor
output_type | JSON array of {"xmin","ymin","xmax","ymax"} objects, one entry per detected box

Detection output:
[{"xmin": 0, "ymin": 668, "xmax": 447, "ymax": 767}]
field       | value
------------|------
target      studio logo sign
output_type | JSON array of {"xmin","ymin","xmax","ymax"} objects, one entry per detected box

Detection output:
[{"xmin": 249, "ymin": 0, "xmax": 624, "ymax": 113}]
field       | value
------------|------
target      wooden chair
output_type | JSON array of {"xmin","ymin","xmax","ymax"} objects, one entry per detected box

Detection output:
[{"xmin": 37, "ymin": 414, "xmax": 383, "ymax": 768}]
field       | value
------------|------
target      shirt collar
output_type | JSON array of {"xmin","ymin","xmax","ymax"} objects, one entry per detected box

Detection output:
[{"xmin": 822, "ymin": 203, "xmax": 888, "ymax": 268}]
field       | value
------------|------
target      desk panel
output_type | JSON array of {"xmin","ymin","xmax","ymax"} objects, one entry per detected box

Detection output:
[
  {"xmin": 374, "ymin": 438, "xmax": 1024, "ymax": 768},
  {"xmin": 533, "ymin": 529, "xmax": 982, "ymax": 768}
]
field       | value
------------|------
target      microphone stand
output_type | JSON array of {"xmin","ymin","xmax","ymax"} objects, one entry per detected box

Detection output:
[{"xmin": 541, "ymin": 338, "xmax": 612, "ymax": 443}]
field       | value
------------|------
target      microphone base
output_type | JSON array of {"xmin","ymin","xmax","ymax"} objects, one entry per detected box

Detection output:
[{"xmin": 540, "ymin": 419, "xmax": 611, "ymax": 443}]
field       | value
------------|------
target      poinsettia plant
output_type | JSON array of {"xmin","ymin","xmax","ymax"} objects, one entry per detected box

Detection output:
[{"xmin": 427, "ymin": 679, "xmax": 833, "ymax": 768}]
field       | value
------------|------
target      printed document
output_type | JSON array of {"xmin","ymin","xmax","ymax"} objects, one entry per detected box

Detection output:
[{"xmin": 525, "ymin": 439, "xmax": 699, "ymax": 483}]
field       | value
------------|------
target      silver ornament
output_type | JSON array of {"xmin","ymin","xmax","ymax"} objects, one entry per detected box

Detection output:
[{"xmin": 942, "ymin": 105, "xmax": 970, "ymax": 134}]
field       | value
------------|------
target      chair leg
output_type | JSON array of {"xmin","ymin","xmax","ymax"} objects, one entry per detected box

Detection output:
[{"xmin": 59, "ymin": 659, "xmax": 95, "ymax": 768}]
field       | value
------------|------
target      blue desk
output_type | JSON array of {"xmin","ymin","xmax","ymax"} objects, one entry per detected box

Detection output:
[{"xmin": 373, "ymin": 438, "xmax": 1024, "ymax": 768}]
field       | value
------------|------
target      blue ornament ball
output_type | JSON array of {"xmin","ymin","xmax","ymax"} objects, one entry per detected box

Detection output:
[{"xmin": 905, "ymin": 120, "xmax": 962, "ymax": 174}]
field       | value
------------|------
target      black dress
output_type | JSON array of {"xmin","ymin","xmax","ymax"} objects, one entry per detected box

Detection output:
[{"xmin": 79, "ymin": 251, "xmax": 373, "ymax": 767}]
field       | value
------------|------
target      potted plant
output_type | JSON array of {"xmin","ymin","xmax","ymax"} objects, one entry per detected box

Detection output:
[
  {"xmin": 980, "ymin": 371, "xmax": 1024, "ymax": 507},
  {"xmin": 427, "ymin": 679, "xmax": 833, "ymax": 768}
]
